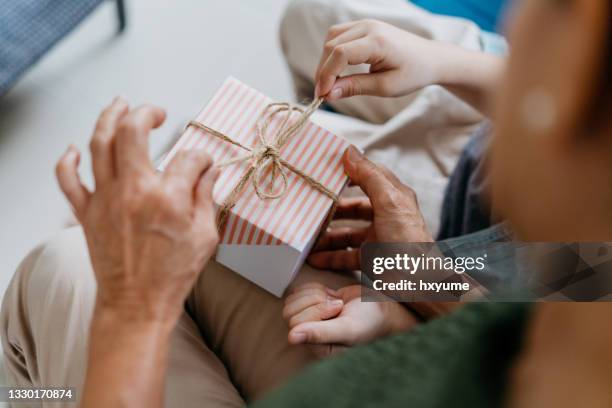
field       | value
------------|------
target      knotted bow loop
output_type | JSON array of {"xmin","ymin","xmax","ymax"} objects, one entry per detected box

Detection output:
[
  {"xmin": 185, "ymin": 97, "xmax": 338, "ymax": 232},
  {"xmin": 247, "ymin": 102, "xmax": 303, "ymax": 200}
]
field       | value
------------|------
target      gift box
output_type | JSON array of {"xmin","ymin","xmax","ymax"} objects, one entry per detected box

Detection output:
[{"xmin": 159, "ymin": 77, "xmax": 350, "ymax": 296}]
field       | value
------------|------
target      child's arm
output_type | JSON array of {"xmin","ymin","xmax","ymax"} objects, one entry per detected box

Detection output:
[{"xmin": 315, "ymin": 19, "xmax": 505, "ymax": 116}]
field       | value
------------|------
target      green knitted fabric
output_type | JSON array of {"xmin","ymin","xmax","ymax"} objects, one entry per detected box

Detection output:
[{"xmin": 252, "ymin": 302, "xmax": 532, "ymax": 408}]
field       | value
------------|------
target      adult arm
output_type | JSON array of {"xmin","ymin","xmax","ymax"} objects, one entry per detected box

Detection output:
[
  {"xmin": 55, "ymin": 98, "xmax": 220, "ymax": 407},
  {"xmin": 80, "ymin": 311, "xmax": 174, "ymax": 407}
]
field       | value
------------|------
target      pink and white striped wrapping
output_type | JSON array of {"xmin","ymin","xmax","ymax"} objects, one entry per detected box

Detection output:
[{"xmin": 159, "ymin": 77, "xmax": 350, "ymax": 296}]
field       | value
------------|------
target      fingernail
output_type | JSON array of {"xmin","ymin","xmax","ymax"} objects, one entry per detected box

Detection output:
[
  {"xmin": 346, "ymin": 145, "xmax": 362, "ymax": 164},
  {"xmin": 289, "ymin": 331, "xmax": 307, "ymax": 344},
  {"xmin": 314, "ymin": 84, "xmax": 321, "ymax": 99},
  {"xmin": 329, "ymin": 87, "xmax": 342, "ymax": 100}
]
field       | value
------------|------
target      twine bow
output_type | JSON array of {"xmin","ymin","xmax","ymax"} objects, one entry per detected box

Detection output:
[{"xmin": 186, "ymin": 98, "xmax": 338, "ymax": 232}]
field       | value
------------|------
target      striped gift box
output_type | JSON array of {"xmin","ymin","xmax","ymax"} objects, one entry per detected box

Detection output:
[{"xmin": 160, "ymin": 77, "xmax": 350, "ymax": 296}]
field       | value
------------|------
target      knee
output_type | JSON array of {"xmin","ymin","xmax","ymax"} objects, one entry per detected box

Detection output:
[
  {"xmin": 0, "ymin": 227, "xmax": 95, "ymax": 382},
  {"xmin": 2, "ymin": 227, "xmax": 95, "ymax": 317},
  {"xmin": 32, "ymin": 226, "xmax": 94, "ymax": 293}
]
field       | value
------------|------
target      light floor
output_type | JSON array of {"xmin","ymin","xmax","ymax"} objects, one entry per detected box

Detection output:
[{"xmin": 0, "ymin": 0, "xmax": 292, "ymax": 391}]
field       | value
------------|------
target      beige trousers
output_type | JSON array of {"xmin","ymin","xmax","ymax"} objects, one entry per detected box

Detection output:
[
  {"xmin": 1, "ymin": 1, "xmax": 487, "ymax": 406},
  {"xmin": 0, "ymin": 226, "xmax": 356, "ymax": 407}
]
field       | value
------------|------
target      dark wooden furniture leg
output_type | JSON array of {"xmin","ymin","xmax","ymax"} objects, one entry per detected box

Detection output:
[{"xmin": 116, "ymin": 0, "xmax": 127, "ymax": 33}]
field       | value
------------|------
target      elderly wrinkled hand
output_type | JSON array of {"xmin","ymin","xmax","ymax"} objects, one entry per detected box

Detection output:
[
  {"xmin": 281, "ymin": 147, "xmax": 429, "ymax": 349},
  {"xmin": 55, "ymin": 97, "xmax": 220, "ymax": 324},
  {"xmin": 307, "ymin": 146, "xmax": 433, "ymax": 272}
]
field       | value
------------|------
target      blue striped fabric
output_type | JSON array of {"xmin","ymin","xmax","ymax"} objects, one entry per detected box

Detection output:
[{"xmin": 0, "ymin": 0, "xmax": 104, "ymax": 95}]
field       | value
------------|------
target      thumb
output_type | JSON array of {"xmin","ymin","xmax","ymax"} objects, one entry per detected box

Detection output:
[
  {"xmin": 327, "ymin": 73, "xmax": 388, "ymax": 100},
  {"xmin": 195, "ymin": 165, "xmax": 221, "ymax": 217},
  {"xmin": 288, "ymin": 318, "xmax": 353, "ymax": 345},
  {"xmin": 342, "ymin": 146, "xmax": 395, "ymax": 208}
]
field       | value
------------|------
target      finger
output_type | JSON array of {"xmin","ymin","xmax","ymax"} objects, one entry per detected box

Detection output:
[
  {"xmin": 315, "ymin": 24, "xmax": 368, "ymax": 95},
  {"xmin": 114, "ymin": 105, "xmax": 166, "ymax": 179},
  {"xmin": 285, "ymin": 286, "xmax": 326, "ymax": 304},
  {"xmin": 285, "ymin": 288, "xmax": 339, "ymax": 311},
  {"xmin": 342, "ymin": 146, "xmax": 397, "ymax": 209},
  {"xmin": 334, "ymin": 197, "xmax": 373, "ymax": 220},
  {"xmin": 283, "ymin": 290, "xmax": 340, "ymax": 322},
  {"xmin": 56, "ymin": 146, "xmax": 91, "ymax": 217},
  {"xmin": 89, "ymin": 97, "xmax": 129, "ymax": 185},
  {"xmin": 192, "ymin": 165, "xmax": 222, "ymax": 258},
  {"xmin": 312, "ymin": 227, "xmax": 369, "ymax": 252},
  {"xmin": 287, "ymin": 281, "xmax": 328, "ymax": 296},
  {"xmin": 194, "ymin": 165, "xmax": 221, "ymax": 220},
  {"xmin": 163, "ymin": 150, "xmax": 214, "ymax": 192},
  {"xmin": 307, "ymin": 248, "xmax": 360, "ymax": 271},
  {"xmin": 325, "ymin": 24, "xmax": 368, "ymax": 50},
  {"xmin": 325, "ymin": 21, "xmax": 357, "ymax": 42},
  {"xmin": 317, "ymin": 37, "xmax": 379, "ymax": 99},
  {"xmin": 378, "ymin": 164, "xmax": 409, "ymax": 191},
  {"xmin": 326, "ymin": 71, "xmax": 394, "ymax": 100},
  {"xmin": 287, "ymin": 300, "xmax": 344, "ymax": 329},
  {"xmin": 286, "ymin": 282, "xmax": 339, "ymax": 298},
  {"xmin": 288, "ymin": 317, "xmax": 353, "ymax": 345}
]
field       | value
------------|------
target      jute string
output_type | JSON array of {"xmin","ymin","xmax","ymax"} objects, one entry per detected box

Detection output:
[{"xmin": 186, "ymin": 98, "xmax": 339, "ymax": 233}]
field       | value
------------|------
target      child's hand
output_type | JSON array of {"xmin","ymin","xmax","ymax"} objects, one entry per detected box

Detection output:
[
  {"xmin": 283, "ymin": 283, "xmax": 417, "ymax": 355},
  {"xmin": 315, "ymin": 19, "xmax": 449, "ymax": 100}
]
